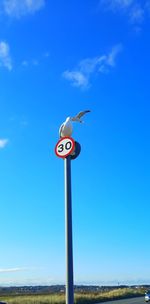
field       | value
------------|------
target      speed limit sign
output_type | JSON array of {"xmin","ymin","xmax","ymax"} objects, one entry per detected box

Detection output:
[{"xmin": 55, "ymin": 137, "xmax": 75, "ymax": 158}]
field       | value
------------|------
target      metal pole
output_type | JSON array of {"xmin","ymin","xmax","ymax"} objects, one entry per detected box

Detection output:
[{"xmin": 64, "ymin": 156, "xmax": 74, "ymax": 304}]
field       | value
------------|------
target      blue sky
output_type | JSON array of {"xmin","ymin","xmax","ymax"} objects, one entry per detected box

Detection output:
[{"xmin": 0, "ymin": 0, "xmax": 150, "ymax": 286}]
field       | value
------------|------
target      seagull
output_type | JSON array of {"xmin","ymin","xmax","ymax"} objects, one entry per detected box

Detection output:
[{"xmin": 59, "ymin": 110, "xmax": 90, "ymax": 138}]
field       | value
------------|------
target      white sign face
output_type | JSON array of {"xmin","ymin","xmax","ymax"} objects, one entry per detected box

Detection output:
[{"xmin": 55, "ymin": 137, "xmax": 75, "ymax": 158}]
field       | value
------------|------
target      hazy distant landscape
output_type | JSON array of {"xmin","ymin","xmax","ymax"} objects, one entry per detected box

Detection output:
[{"xmin": 0, "ymin": 285, "xmax": 147, "ymax": 304}]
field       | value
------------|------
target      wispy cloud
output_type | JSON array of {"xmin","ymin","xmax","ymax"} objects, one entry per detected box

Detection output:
[
  {"xmin": 129, "ymin": 4, "xmax": 144, "ymax": 24},
  {"xmin": 22, "ymin": 60, "xmax": 29, "ymax": 67},
  {"xmin": 63, "ymin": 44, "xmax": 123, "ymax": 89},
  {"xmin": 0, "ymin": 267, "xmax": 27, "ymax": 273},
  {"xmin": 22, "ymin": 59, "xmax": 39, "ymax": 67},
  {"xmin": 0, "ymin": 41, "xmax": 12, "ymax": 71},
  {"xmin": 63, "ymin": 71, "xmax": 89, "ymax": 88},
  {"xmin": 100, "ymin": 0, "xmax": 149, "ymax": 25},
  {"xmin": 2, "ymin": 0, "xmax": 45, "ymax": 18},
  {"xmin": 43, "ymin": 52, "xmax": 50, "ymax": 58},
  {"xmin": 0, "ymin": 138, "xmax": 9, "ymax": 149},
  {"xmin": 21, "ymin": 52, "xmax": 50, "ymax": 68},
  {"xmin": 101, "ymin": 0, "xmax": 134, "ymax": 11}
]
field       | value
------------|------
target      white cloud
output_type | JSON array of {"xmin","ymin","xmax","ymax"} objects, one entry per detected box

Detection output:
[
  {"xmin": 101, "ymin": 0, "xmax": 134, "ymax": 10},
  {"xmin": 43, "ymin": 51, "xmax": 50, "ymax": 58},
  {"xmin": 0, "ymin": 267, "xmax": 27, "ymax": 273},
  {"xmin": 21, "ymin": 52, "xmax": 49, "ymax": 68},
  {"xmin": 106, "ymin": 44, "xmax": 123, "ymax": 66},
  {"xmin": 0, "ymin": 138, "xmax": 9, "ymax": 148},
  {"xmin": 100, "ymin": 0, "xmax": 149, "ymax": 25},
  {"xmin": 63, "ymin": 70, "xmax": 89, "ymax": 88},
  {"xmin": 32, "ymin": 59, "xmax": 39, "ymax": 66},
  {"xmin": 130, "ymin": 4, "xmax": 144, "ymax": 23},
  {"xmin": 2, "ymin": 0, "xmax": 45, "ymax": 18},
  {"xmin": 0, "ymin": 41, "xmax": 12, "ymax": 71},
  {"xmin": 63, "ymin": 44, "xmax": 122, "ymax": 89},
  {"xmin": 22, "ymin": 60, "xmax": 29, "ymax": 67},
  {"xmin": 146, "ymin": 0, "xmax": 150, "ymax": 10},
  {"xmin": 21, "ymin": 59, "xmax": 39, "ymax": 68}
]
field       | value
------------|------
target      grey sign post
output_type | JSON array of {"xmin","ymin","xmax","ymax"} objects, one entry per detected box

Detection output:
[
  {"xmin": 55, "ymin": 138, "xmax": 81, "ymax": 304},
  {"xmin": 64, "ymin": 155, "xmax": 74, "ymax": 304},
  {"xmin": 55, "ymin": 110, "xmax": 90, "ymax": 304}
]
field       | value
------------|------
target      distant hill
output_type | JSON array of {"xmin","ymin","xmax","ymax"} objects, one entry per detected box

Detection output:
[{"xmin": 0, "ymin": 284, "xmax": 149, "ymax": 296}]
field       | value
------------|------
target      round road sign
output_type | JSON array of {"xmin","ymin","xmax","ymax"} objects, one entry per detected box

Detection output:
[
  {"xmin": 55, "ymin": 137, "xmax": 75, "ymax": 158},
  {"xmin": 70, "ymin": 141, "xmax": 81, "ymax": 160}
]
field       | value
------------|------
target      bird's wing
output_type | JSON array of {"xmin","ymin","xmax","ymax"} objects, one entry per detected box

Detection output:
[
  {"xmin": 59, "ymin": 123, "xmax": 64, "ymax": 137},
  {"xmin": 75, "ymin": 110, "xmax": 91, "ymax": 119}
]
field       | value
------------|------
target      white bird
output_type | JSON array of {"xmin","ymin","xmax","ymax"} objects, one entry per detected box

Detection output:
[{"xmin": 59, "ymin": 110, "xmax": 90, "ymax": 138}]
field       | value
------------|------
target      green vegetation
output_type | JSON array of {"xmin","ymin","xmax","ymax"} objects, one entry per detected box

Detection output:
[{"xmin": 0, "ymin": 287, "xmax": 145, "ymax": 304}]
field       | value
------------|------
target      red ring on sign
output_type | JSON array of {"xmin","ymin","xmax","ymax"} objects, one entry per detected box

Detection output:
[{"xmin": 55, "ymin": 137, "xmax": 75, "ymax": 158}]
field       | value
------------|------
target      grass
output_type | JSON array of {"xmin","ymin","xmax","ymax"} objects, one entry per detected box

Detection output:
[{"xmin": 0, "ymin": 287, "xmax": 145, "ymax": 304}]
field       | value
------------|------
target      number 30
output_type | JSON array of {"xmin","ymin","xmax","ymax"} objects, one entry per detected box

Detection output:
[{"xmin": 58, "ymin": 141, "xmax": 72, "ymax": 153}]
